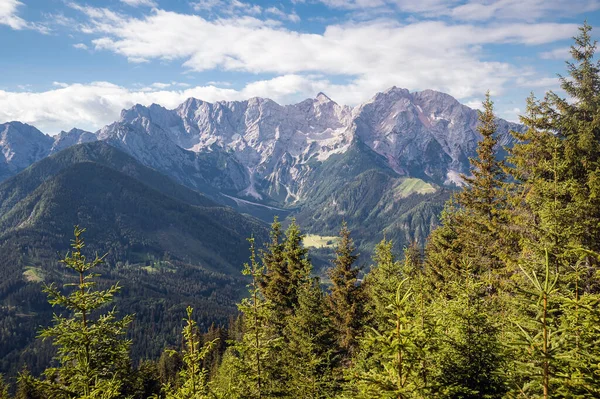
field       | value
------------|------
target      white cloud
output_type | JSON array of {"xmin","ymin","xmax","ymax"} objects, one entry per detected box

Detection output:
[
  {"xmin": 465, "ymin": 99, "xmax": 484, "ymax": 110},
  {"xmin": 0, "ymin": 0, "xmax": 26, "ymax": 29},
  {"xmin": 318, "ymin": 0, "xmax": 600, "ymax": 21},
  {"xmin": 192, "ymin": 0, "xmax": 262, "ymax": 16},
  {"xmin": 265, "ymin": 7, "xmax": 301, "ymax": 22},
  {"xmin": 540, "ymin": 46, "xmax": 571, "ymax": 60},
  {"xmin": 151, "ymin": 82, "xmax": 171, "ymax": 88},
  {"xmin": 0, "ymin": 0, "xmax": 47, "ymax": 31},
  {"xmin": 0, "ymin": 76, "xmax": 337, "ymax": 134},
  {"xmin": 71, "ymin": 6, "xmax": 576, "ymax": 101},
  {"xmin": 73, "ymin": 42, "xmax": 88, "ymax": 50},
  {"xmin": 120, "ymin": 0, "xmax": 157, "ymax": 7}
]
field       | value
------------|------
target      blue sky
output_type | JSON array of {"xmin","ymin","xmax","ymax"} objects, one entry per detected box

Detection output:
[{"xmin": 0, "ymin": 0, "xmax": 598, "ymax": 133}]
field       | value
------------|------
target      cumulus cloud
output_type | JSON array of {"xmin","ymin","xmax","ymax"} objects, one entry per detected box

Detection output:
[
  {"xmin": 73, "ymin": 42, "xmax": 88, "ymax": 50},
  {"xmin": 0, "ymin": 2, "xmax": 580, "ymax": 134},
  {"xmin": 67, "ymin": 5, "xmax": 578, "ymax": 102},
  {"xmin": 0, "ymin": 76, "xmax": 337, "ymax": 134}
]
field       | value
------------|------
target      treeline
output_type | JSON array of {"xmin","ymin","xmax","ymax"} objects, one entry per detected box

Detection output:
[{"xmin": 2, "ymin": 23, "xmax": 600, "ymax": 399}]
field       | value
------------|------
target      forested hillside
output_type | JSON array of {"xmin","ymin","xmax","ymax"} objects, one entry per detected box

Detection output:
[
  {"xmin": 1, "ymin": 23, "xmax": 600, "ymax": 399},
  {"xmin": 0, "ymin": 142, "xmax": 268, "ymax": 375}
]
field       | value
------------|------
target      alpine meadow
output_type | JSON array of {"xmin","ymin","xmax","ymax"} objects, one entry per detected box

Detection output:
[{"xmin": 1, "ymin": 0, "xmax": 600, "ymax": 398}]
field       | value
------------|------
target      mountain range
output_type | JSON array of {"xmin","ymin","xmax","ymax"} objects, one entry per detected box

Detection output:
[
  {"xmin": 0, "ymin": 87, "xmax": 521, "ymax": 245},
  {"xmin": 0, "ymin": 87, "xmax": 522, "ymax": 374},
  {"xmin": 2, "ymin": 87, "xmax": 519, "ymax": 195}
]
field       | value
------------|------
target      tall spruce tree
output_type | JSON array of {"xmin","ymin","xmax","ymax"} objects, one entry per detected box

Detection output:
[
  {"xmin": 427, "ymin": 93, "xmax": 508, "ymax": 286},
  {"xmin": 433, "ymin": 261, "xmax": 506, "ymax": 399},
  {"xmin": 20, "ymin": 227, "xmax": 132, "ymax": 399},
  {"xmin": 325, "ymin": 222, "xmax": 365, "ymax": 359},
  {"xmin": 457, "ymin": 92, "xmax": 506, "ymax": 222},
  {"xmin": 259, "ymin": 217, "xmax": 288, "ymax": 320},
  {"xmin": 282, "ymin": 278, "xmax": 338, "ymax": 398},
  {"xmin": 509, "ymin": 252, "xmax": 563, "ymax": 399},
  {"xmin": 506, "ymin": 23, "xmax": 600, "ymax": 288},
  {"xmin": 161, "ymin": 307, "xmax": 216, "ymax": 399},
  {"xmin": 364, "ymin": 238, "xmax": 404, "ymax": 329},
  {"xmin": 455, "ymin": 92, "xmax": 507, "ymax": 277},
  {"xmin": 282, "ymin": 219, "xmax": 312, "ymax": 310},
  {"xmin": 216, "ymin": 238, "xmax": 281, "ymax": 399},
  {"xmin": 350, "ymin": 278, "xmax": 428, "ymax": 398}
]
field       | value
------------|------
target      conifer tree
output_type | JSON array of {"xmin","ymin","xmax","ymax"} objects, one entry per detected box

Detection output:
[
  {"xmin": 556, "ymin": 251, "xmax": 600, "ymax": 397},
  {"xmin": 20, "ymin": 226, "xmax": 132, "ymax": 399},
  {"xmin": 0, "ymin": 375, "xmax": 10, "ymax": 399},
  {"xmin": 454, "ymin": 92, "xmax": 507, "ymax": 277},
  {"xmin": 15, "ymin": 370, "xmax": 41, "ymax": 399},
  {"xmin": 433, "ymin": 261, "xmax": 506, "ymax": 399},
  {"xmin": 424, "ymin": 204, "xmax": 463, "ymax": 286},
  {"xmin": 350, "ymin": 279, "xmax": 427, "ymax": 398},
  {"xmin": 161, "ymin": 307, "xmax": 216, "ymax": 399},
  {"xmin": 509, "ymin": 251, "xmax": 562, "ymax": 399},
  {"xmin": 283, "ymin": 278, "xmax": 338, "ymax": 398},
  {"xmin": 260, "ymin": 218, "xmax": 312, "ymax": 334},
  {"xmin": 282, "ymin": 219, "xmax": 312, "ymax": 310},
  {"xmin": 364, "ymin": 238, "xmax": 404, "ymax": 329},
  {"xmin": 259, "ymin": 217, "xmax": 287, "ymax": 320},
  {"xmin": 506, "ymin": 23, "xmax": 600, "ymax": 286},
  {"xmin": 427, "ymin": 94, "xmax": 509, "ymax": 287},
  {"xmin": 325, "ymin": 222, "xmax": 365, "ymax": 358},
  {"xmin": 218, "ymin": 238, "xmax": 281, "ymax": 399}
]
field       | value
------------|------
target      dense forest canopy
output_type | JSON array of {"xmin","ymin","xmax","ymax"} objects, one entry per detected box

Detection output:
[{"xmin": 1, "ymin": 23, "xmax": 600, "ymax": 399}]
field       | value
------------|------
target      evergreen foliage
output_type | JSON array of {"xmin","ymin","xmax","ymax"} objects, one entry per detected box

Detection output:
[
  {"xmin": 350, "ymin": 278, "xmax": 427, "ymax": 398},
  {"xmin": 325, "ymin": 222, "xmax": 365, "ymax": 359},
  {"xmin": 282, "ymin": 278, "xmax": 338, "ymax": 398},
  {"xmin": 20, "ymin": 226, "xmax": 132, "ymax": 399},
  {"xmin": 433, "ymin": 261, "xmax": 506, "ymax": 399},
  {"xmin": 161, "ymin": 307, "xmax": 216, "ymax": 399},
  {"xmin": 212, "ymin": 237, "xmax": 282, "ymax": 399}
]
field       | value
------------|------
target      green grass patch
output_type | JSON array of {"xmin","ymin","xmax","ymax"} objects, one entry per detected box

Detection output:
[
  {"xmin": 395, "ymin": 178, "xmax": 437, "ymax": 197},
  {"xmin": 141, "ymin": 260, "xmax": 176, "ymax": 274},
  {"xmin": 305, "ymin": 234, "xmax": 339, "ymax": 249},
  {"xmin": 23, "ymin": 266, "xmax": 45, "ymax": 283}
]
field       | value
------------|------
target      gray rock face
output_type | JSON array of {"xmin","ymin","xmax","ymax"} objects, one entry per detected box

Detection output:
[
  {"xmin": 0, "ymin": 87, "xmax": 522, "ymax": 204},
  {"xmin": 0, "ymin": 122, "xmax": 54, "ymax": 181},
  {"xmin": 51, "ymin": 128, "xmax": 98, "ymax": 154},
  {"xmin": 352, "ymin": 87, "xmax": 520, "ymax": 185}
]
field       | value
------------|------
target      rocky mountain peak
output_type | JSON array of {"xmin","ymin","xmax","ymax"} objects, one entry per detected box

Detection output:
[
  {"xmin": 315, "ymin": 92, "xmax": 333, "ymax": 104},
  {"xmin": 0, "ymin": 87, "xmax": 523, "ymax": 205},
  {"xmin": 0, "ymin": 122, "xmax": 54, "ymax": 180}
]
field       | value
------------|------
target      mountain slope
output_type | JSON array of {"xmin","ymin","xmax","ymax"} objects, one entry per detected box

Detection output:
[
  {"xmin": 295, "ymin": 137, "xmax": 450, "ymax": 255},
  {"xmin": 0, "ymin": 142, "xmax": 266, "ymax": 272},
  {"xmin": 0, "ymin": 142, "xmax": 269, "ymax": 375},
  {"xmin": 0, "ymin": 141, "xmax": 217, "ymax": 216}
]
